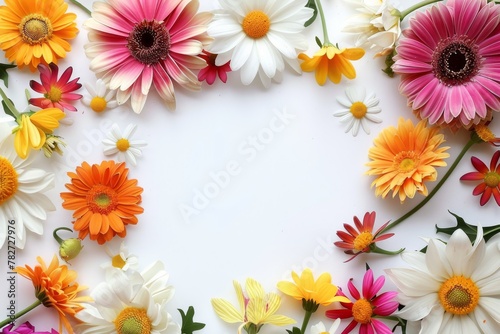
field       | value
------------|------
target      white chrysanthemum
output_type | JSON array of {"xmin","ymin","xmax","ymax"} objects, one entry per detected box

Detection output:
[
  {"xmin": 82, "ymin": 79, "xmax": 118, "ymax": 113},
  {"xmin": 334, "ymin": 87, "xmax": 382, "ymax": 136},
  {"xmin": 311, "ymin": 320, "xmax": 341, "ymax": 334},
  {"xmin": 102, "ymin": 241, "xmax": 139, "ymax": 272},
  {"xmin": 102, "ymin": 123, "xmax": 147, "ymax": 166},
  {"xmin": 343, "ymin": 0, "xmax": 401, "ymax": 57},
  {"xmin": 386, "ymin": 226, "xmax": 500, "ymax": 333},
  {"xmin": 0, "ymin": 130, "xmax": 55, "ymax": 249},
  {"xmin": 207, "ymin": 0, "xmax": 313, "ymax": 87},
  {"xmin": 76, "ymin": 261, "xmax": 180, "ymax": 334}
]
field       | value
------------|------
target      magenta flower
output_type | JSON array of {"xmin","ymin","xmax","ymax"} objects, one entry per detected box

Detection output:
[
  {"xmin": 84, "ymin": 0, "xmax": 212, "ymax": 113},
  {"xmin": 460, "ymin": 150, "xmax": 500, "ymax": 206},
  {"xmin": 198, "ymin": 51, "xmax": 231, "ymax": 85},
  {"xmin": 393, "ymin": 0, "xmax": 500, "ymax": 130},
  {"xmin": 1, "ymin": 322, "xmax": 58, "ymax": 334},
  {"xmin": 326, "ymin": 269, "xmax": 398, "ymax": 334},
  {"xmin": 29, "ymin": 63, "xmax": 82, "ymax": 112}
]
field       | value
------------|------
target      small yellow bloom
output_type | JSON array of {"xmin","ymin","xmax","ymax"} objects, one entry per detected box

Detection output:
[
  {"xmin": 211, "ymin": 278, "xmax": 295, "ymax": 334},
  {"xmin": 277, "ymin": 268, "xmax": 350, "ymax": 311},
  {"xmin": 14, "ymin": 108, "xmax": 65, "ymax": 158},
  {"xmin": 299, "ymin": 45, "xmax": 365, "ymax": 85}
]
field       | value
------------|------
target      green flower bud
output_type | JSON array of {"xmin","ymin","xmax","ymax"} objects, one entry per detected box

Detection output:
[{"xmin": 53, "ymin": 227, "xmax": 83, "ymax": 263}]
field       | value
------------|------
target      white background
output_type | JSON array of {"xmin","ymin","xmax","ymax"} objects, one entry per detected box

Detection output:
[{"xmin": 1, "ymin": 0, "xmax": 500, "ymax": 333}]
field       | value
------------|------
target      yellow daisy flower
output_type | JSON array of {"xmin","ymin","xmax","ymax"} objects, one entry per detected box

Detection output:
[{"xmin": 0, "ymin": 0, "xmax": 78, "ymax": 71}]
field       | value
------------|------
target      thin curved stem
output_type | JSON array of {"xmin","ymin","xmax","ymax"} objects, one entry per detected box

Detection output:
[
  {"xmin": 0, "ymin": 300, "xmax": 42, "ymax": 328},
  {"xmin": 68, "ymin": 0, "xmax": 92, "ymax": 16},
  {"xmin": 315, "ymin": 0, "xmax": 330, "ymax": 45},
  {"xmin": 399, "ymin": 0, "xmax": 443, "ymax": 21}
]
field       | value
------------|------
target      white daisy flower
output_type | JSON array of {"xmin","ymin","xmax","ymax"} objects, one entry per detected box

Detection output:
[
  {"xmin": 311, "ymin": 320, "xmax": 341, "ymax": 334},
  {"xmin": 102, "ymin": 241, "xmax": 139, "ymax": 273},
  {"xmin": 386, "ymin": 226, "xmax": 500, "ymax": 333},
  {"xmin": 76, "ymin": 261, "xmax": 180, "ymax": 334},
  {"xmin": 343, "ymin": 0, "xmax": 401, "ymax": 57},
  {"xmin": 334, "ymin": 87, "xmax": 382, "ymax": 136},
  {"xmin": 82, "ymin": 79, "xmax": 118, "ymax": 113},
  {"xmin": 102, "ymin": 123, "xmax": 147, "ymax": 166},
  {"xmin": 207, "ymin": 0, "xmax": 313, "ymax": 87},
  {"xmin": 0, "ymin": 131, "xmax": 56, "ymax": 249}
]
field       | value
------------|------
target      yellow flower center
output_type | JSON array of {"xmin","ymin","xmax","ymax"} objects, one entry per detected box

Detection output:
[
  {"xmin": 352, "ymin": 298, "xmax": 373, "ymax": 324},
  {"xmin": 0, "ymin": 157, "xmax": 18, "ymax": 205},
  {"xmin": 474, "ymin": 124, "xmax": 496, "ymax": 143},
  {"xmin": 45, "ymin": 86, "xmax": 62, "ymax": 103},
  {"xmin": 438, "ymin": 276, "xmax": 479, "ymax": 315},
  {"xmin": 87, "ymin": 185, "xmax": 117, "ymax": 214},
  {"xmin": 116, "ymin": 139, "xmax": 131, "ymax": 152},
  {"xmin": 90, "ymin": 96, "xmax": 107, "ymax": 112},
  {"xmin": 112, "ymin": 254, "xmax": 127, "ymax": 269},
  {"xmin": 395, "ymin": 151, "xmax": 419, "ymax": 173},
  {"xmin": 114, "ymin": 307, "xmax": 152, "ymax": 334},
  {"xmin": 353, "ymin": 231, "xmax": 373, "ymax": 251},
  {"xmin": 484, "ymin": 172, "xmax": 500, "ymax": 188},
  {"xmin": 242, "ymin": 11, "xmax": 270, "ymax": 39},
  {"xmin": 19, "ymin": 14, "xmax": 53, "ymax": 44},
  {"xmin": 350, "ymin": 102, "xmax": 368, "ymax": 119}
]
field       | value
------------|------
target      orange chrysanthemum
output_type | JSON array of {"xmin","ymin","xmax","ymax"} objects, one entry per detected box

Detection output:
[
  {"xmin": 15, "ymin": 255, "xmax": 91, "ymax": 334},
  {"xmin": 60, "ymin": 161, "xmax": 144, "ymax": 244},
  {"xmin": 366, "ymin": 118, "xmax": 450, "ymax": 202},
  {"xmin": 0, "ymin": 0, "xmax": 78, "ymax": 71}
]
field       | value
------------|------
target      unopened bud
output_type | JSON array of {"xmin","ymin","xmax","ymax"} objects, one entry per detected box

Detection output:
[{"xmin": 53, "ymin": 227, "xmax": 83, "ymax": 263}]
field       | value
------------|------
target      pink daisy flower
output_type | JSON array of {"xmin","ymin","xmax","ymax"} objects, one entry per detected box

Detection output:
[
  {"xmin": 29, "ymin": 63, "xmax": 82, "ymax": 112},
  {"xmin": 198, "ymin": 51, "xmax": 231, "ymax": 85},
  {"xmin": 326, "ymin": 269, "xmax": 399, "ymax": 334},
  {"xmin": 84, "ymin": 0, "xmax": 212, "ymax": 113},
  {"xmin": 393, "ymin": 0, "xmax": 500, "ymax": 130}
]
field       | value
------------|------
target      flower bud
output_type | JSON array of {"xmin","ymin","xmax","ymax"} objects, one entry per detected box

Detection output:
[{"xmin": 53, "ymin": 227, "xmax": 83, "ymax": 263}]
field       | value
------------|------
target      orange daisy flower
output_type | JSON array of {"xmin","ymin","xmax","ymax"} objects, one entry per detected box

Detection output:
[
  {"xmin": 0, "ymin": 0, "xmax": 78, "ymax": 71},
  {"xmin": 60, "ymin": 161, "xmax": 144, "ymax": 244},
  {"xmin": 366, "ymin": 118, "xmax": 450, "ymax": 202},
  {"xmin": 15, "ymin": 255, "xmax": 91, "ymax": 334}
]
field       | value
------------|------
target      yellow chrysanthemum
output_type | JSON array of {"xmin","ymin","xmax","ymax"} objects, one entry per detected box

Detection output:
[
  {"xmin": 0, "ymin": 0, "xmax": 78, "ymax": 71},
  {"xmin": 277, "ymin": 269, "xmax": 349, "ymax": 311},
  {"xmin": 13, "ymin": 108, "xmax": 65, "ymax": 159},
  {"xmin": 366, "ymin": 117, "xmax": 450, "ymax": 202},
  {"xmin": 299, "ymin": 45, "xmax": 365, "ymax": 85}
]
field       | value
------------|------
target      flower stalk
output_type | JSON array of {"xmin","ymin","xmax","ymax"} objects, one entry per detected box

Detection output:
[
  {"xmin": 0, "ymin": 300, "xmax": 42, "ymax": 328},
  {"xmin": 399, "ymin": 0, "xmax": 443, "ymax": 21},
  {"xmin": 68, "ymin": 0, "xmax": 91, "ymax": 16},
  {"xmin": 315, "ymin": 0, "xmax": 331, "ymax": 45}
]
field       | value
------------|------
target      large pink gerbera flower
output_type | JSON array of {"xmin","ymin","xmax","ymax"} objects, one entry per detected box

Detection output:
[
  {"xmin": 393, "ymin": 0, "xmax": 500, "ymax": 130},
  {"xmin": 84, "ymin": 0, "xmax": 212, "ymax": 113}
]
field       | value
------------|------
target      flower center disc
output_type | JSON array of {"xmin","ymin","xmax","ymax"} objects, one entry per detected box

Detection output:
[
  {"xmin": 116, "ymin": 138, "xmax": 131, "ymax": 152},
  {"xmin": 352, "ymin": 298, "xmax": 372, "ymax": 324},
  {"xmin": 395, "ymin": 152, "xmax": 419, "ymax": 173},
  {"xmin": 438, "ymin": 275, "xmax": 479, "ymax": 315},
  {"xmin": 87, "ymin": 184, "xmax": 117, "ymax": 213},
  {"xmin": 484, "ymin": 172, "xmax": 500, "ymax": 188},
  {"xmin": 90, "ymin": 96, "xmax": 107, "ymax": 112},
  {"xmin": 0, "ymin": 157, "xmax": 18, "ymax": 205},
  {"xmin": 127, "ymin": 20, "xmax": 170, "ymax": 65},
  {"xmin": 350, "ymin": 102, "xmax": 368, "ymax": 119},
  {"xmin": 242, "ymin": 10, "xmax": 270, "ymax": 39},
  {"xmin": 114, "ymin": 307, "xmax": 152, "ymax": 334},
  {"xmin": 19, "ymin": 14, "xmax": 53, "ymax": 44},
  {"xmin": 112, "ymin": 254, "xmax": 126, "ymax": 269},
  {"xmin": 432, "ymin": 36, "xmax": 479, "ymax": 86},
  {"xmin": 353, "ymin": 231, "xmax": 373, "ymax": 251},
  {"xmin": 46, "ymin": 86, "xmax": 62, "ymax": 103}
]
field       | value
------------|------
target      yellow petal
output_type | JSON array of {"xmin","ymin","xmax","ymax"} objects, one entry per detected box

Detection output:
[{"xmin": 211, "ymin": 298, "xmax": 244, "ymax": 323}]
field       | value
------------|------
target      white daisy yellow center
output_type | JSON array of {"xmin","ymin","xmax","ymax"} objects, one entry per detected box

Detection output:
[
  {"xmin": 116, "ymin": 138, "xmax": 131, "ymax": 152},
  {"xmin": 242, "ymin": 11, "xmax": 270, "ymax": 39},
  {"xmin": 0, "ymin": 157, "xmax": 18, "ymax": 205},
  {"xmin": 112, "ymin": 254, "xmax": 126, "ymax": 269},
  {"xmin": 352, "ymin": 298, "xmax": 372, "ymax": 324},
  {"xmin": 114, "ymin": 307, "xmax": 152, "ymax": 334},
  {"xmin": 350, "ymin": 102, "xmax": 368, "ymax": 119},
  {"xmin": 19, "ymin": 14, "xmax": 53, "ymax": 44},
  {"xmin": 438, "ymin": 276, "xmax": 479, "ymax": 315},
  {"xmin": 90, "ymin": 96, "xmax": 107, "ymax": 112},
  {"xmin": 353, "ymin": 231, "xmax": 373, "ymax": 251},
  {"xmin": 45, "ymin": 86, "xmax": 62, "ymax": 103}
]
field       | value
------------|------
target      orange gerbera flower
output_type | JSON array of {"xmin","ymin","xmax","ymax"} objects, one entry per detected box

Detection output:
[
  {"xmin": 60, "ymin": 161, "xmax": 143, "ymax": 244},
  {"xmin": 366, "ymin": 118, "xmax": 450, "ymax": 202},
  {"xmin": 0, "ymin": 0, "xmax": 78, "ymax": 71},
  {"xmin": 15, "ymin": 255, "xmax": 91, "ymax": 334}
]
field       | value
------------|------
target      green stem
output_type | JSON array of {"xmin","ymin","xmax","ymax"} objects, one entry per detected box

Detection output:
[
  {"xmin": 314, "ymin": 0, "xmax": 330, "ymax": 45},
  {"xmin": 68, "ymin": 0, "xmax": 92, "ymax": 16},
  {"xmin": 0, "ymin": 86, "xmax": 20, "ymax": 119},
  {"xmin": 370, "ymin": 244, "xmax": 405, "ymax": 256},
  {"xmin": 0, "ymin": 300, "xmax": 42, "ymax": 329},
  {"xmin": 399, "ymin": 0, "xmax": 443, "ymax": 21},
  {"xmin": 53, "ymin": 227, "xmax": 74, "ymax": 245},
  {"xmin": 300, "ymin": 311, "xmax": 313, "ymax": 334},
  {"xmin": 380, "ymin": 136, "xmax": 478, "ymax": 235}
]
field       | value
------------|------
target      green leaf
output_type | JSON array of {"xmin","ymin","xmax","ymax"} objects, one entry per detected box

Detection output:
[
  {"xmin": 382, "ymin": 51, "xmax": 396, "ymax": 78},
  {"xmin": 0, "ymin": 63, "xmax": 16, "ymax": 88},
  {"xmin": 286, "ymin": 327, "xmax": 302, "ymax": 334},
  {"xmin": 436, "ymin": 211, "xmax": 500, "ymax": 243},
  {"xmin": 2, "ymin": 99, "xmax": 16, "ymax": 119},
  {"xmin": 304, "ymin": 0, "xmax": 318, "ymax": 27},
  {"xmin": 178, "ymin": 307, "xmax": 205, "ymax": 334},
  {"xmin": 315, "ymin": 36, "xmax": 323, "ymax": 48}
]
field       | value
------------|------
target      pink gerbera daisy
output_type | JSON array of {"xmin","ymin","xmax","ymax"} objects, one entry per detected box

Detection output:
[
  {"xmin": 29, "ymin": 63, "xmax": 82, "ymax": 112},
  {"xmin": 460, "ymin": 150, "xmax": 500, "ymax": 206},
  {"xmin": 83, "ymin": 0, "xmax": 212, "ymax": 113},
  {"xmin": 198, "ymin": 51, "xmax": 231, "ymax": 85},
  {"xmin": 326, "ymin": 269, "xmax": 399, "ymax": 334},
  {"xmin": 393, "ymin": 0, "xmax": 500, "ymax": 130}
]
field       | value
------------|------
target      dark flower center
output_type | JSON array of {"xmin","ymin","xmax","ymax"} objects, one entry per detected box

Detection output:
[
  {"xmin": 432, "ymin": 36, "xmax": 480, "ymax": 86},
  {"xmin": 127, "ymin": 20, "xmax": 170, "ymax": 65}
]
